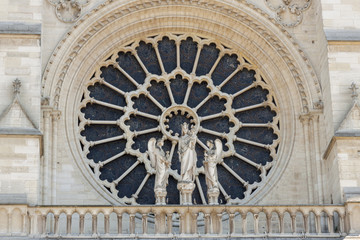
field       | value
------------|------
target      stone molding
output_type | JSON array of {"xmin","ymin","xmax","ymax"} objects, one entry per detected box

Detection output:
[
  {"xmin": 41, "ymin": 0, "xmax": 324, "ymax": 205},
  {"xmin": 42, "ymin": 0, "xmax": 322, "ymax": 113},
  {"xmin": 47, "ymin": 0, "xmax": 90, "ymax": 23},
  {"xmin": 0, "ymin": 22, "xmax": 41, "ymax": 35},
  {"xmin": 264, "ymin": 0, "xmax": 312, "ymax": 27}
]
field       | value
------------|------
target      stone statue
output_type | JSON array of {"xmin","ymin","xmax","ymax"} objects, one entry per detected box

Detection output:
[
  {"xmin": 148, "ymin": 137, "xmax": 171, "ymax": 205},
  {"xmin": 204, "ymin": 139, "xmax": 222, "ymax": 205},
  {"xmin": 178, "ymin": 122, "xmax": 197, "ymax": 183}
]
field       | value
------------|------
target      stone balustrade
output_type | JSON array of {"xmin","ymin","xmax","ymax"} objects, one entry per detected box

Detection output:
[{"xmin": 0, "ymin": 204, "xmax": 350, "ymax": 238}]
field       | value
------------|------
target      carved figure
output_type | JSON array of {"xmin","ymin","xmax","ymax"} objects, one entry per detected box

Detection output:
[
  {"xmin": 204, "ymin": 139, "xmax": 222, "ymax": 190},
  {"xmin": 148, "ymin": 137, "xmax": 171, "ymax": 190},
  {"xmin": 178, "ymin": 122, "xmax": 197, "ymax": 182}
]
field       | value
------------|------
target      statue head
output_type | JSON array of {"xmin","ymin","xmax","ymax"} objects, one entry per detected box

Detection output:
[
  {"xmin": 206, "ymin": 140, "xmax": 214, "ymax": 149},
  {"xmin": 181, "ymin": 122, "xmax": 189, "ymax": 135},
  {"xmin": 157, "ymin": 138, "xmax": 164, "ymax": 147}
]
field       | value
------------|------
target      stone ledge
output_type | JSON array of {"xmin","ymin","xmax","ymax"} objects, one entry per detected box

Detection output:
[
  {"xmin": 0, "ymin": 22, "xmax": 41, "ymax": 35},
  {"xmin": 0, "ymin": 128, "xmax": 42, "ymax": 135},
  {"xmin": 325, "ymin": 29, "xmax": 360, "ymax": 41}
]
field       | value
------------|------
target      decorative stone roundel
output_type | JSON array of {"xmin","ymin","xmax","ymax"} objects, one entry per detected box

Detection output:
[{"xmin": 78, "ymin": 34, "xmax": 280, "ymax": 205}]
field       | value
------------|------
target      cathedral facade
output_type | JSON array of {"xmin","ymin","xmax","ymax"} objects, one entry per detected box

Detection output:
[{"xmin": 1, "ymin": 0, "xmax": 360, "ymax": 238}]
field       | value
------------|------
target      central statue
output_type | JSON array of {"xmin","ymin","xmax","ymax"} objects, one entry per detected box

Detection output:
[{"xmin": 178, "ymin": 122, "xmax": 197, "ymax": 183}]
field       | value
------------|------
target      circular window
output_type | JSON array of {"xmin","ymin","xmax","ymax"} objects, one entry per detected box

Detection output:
[{"xmin": 78, "ymin": 34, "xmax": 280, "ymax": 205}]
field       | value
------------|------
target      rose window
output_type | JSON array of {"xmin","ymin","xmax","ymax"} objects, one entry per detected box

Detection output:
[{"xmin": 78, "ymin": 34, "xmax": 280, "ymax": 205}]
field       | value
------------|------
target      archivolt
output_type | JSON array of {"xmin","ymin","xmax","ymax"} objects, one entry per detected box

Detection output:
[{"xmin": 42, "ymin": 0, "xmax": 322, "ymax": 113}]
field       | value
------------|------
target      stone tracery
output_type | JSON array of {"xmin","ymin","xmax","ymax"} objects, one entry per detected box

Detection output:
[{"xmin": 78, "ymin": 34, "xmax": 280, "ymax": 205}]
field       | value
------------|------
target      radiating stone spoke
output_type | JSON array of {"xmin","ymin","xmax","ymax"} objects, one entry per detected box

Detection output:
[
  {"xmin": 221, "ymin": 162, "xmax": 247, "ymax": 185},
  {"xmin": 134, "ymin": 126, "xmax": 160, "ymax": 137},
  {"xmin": 194, "ymin": 94, "xmax": 211, "ymax": 111},
  {"xmin": 134, "ymin": 54, "xmax": 150, "ymax": 75},
  {"xmin": 132, "ymin": 173, "xmax": 151, "ymax": 200},
  {"xmin": 217, "ymin": 182, "xmax": 231, "ymax": 203},
  {"xmin": 99, "ymin": 150, "xmax": 126, "ymax": 168},
  {"xmin": 134, "ymin": 110, "xmax": 160, "ymax": 121},
  {"xmin": 196, "ymin": 138, "xmax": 209, "ymax": 151},
  {"xmin": 113, "ymin": 161, "xmax": 140, "ymax": 185},
  {"xmin": 218, "ymin": 67, "xmax": 241, "ymax": 89},
  {"xmin": 90, "ymin": 134, "xmax": 125, "ymax": 146},
  {"xmin": 199, "ymin": 112, "xmax": 224, "ymax": 121},
  {"xmin": 195, "ymin": 176, "xmax": 207, "ymax": 204},
  {"xmin": 146, "ymin": 93, "xmax": 166, "ymax": 111},
  {"xmin": 183, "ymin": 82, "xmax": 193, "ymax": 105},
  {"xmin": 199, "ymin": 127, "xmax": 224, "ymax": 138},
  {"xmin": 86, "ymin": 120, "xmax": 118, "ymax": 125},
  {"xmin": 234, "ymin": 102, "xmax": 267, "ymax": 113},
  {"xmin": 241, "ymin": 123, "xmax": 273, "ymax": 128},
  {"xmin": 114, "ymin": 64, "xmax": 140, "ymax": 88},
  {"xmin": 234, "ymin": 153, "xmax": 261, "ymax": 169},
  {"xmin": 191, "ymin": 46, "xmax": 202, "ymax": 74},
  {"xmin": 231, "ymin": 82, "xmax": 255, "ymax": 98},
  {"xmin": 91, "ymin": 99, "xmax": 125, "ymax": 111},
  {"xmin": 208, "ymin": 53, "xmax": 223, "ymax": 76},
  {"xmin": 101, "ymin": 80, "xmax": 126, "ymax": 96},
  {"xmin": 234, "ymin": 137, "xmax": 269, "ymax": 149},
  {"xmin": 165, "ymin": 81, "xmax": 175, "ymax": 105},
  {"xmin": 154, "ymin": 46, "xmax": 166, "ymax": 74}
]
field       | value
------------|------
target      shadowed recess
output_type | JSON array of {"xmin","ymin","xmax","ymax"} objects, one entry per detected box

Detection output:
[
  {"xmin": 180, "ymin": 37, "xmax": 198, "ymax": 74},
  {"xmin": 197, "ymin": 96, "xmax": 226, "ymax": 117},
  {"xmin": 201, "ymin": 117, "xmax": 234, "ymax": 133},
  {"xmin": 125, "ymin": 115, "xmax": 158, "ymax": 131},
  {"xmin": 88, "ymin": 140, "xmax": 126, "ymax": 163},
  {"xmin": 166, "ymin": 176, "xmax": 180, "ymax": 204},
  {"xmin": 236, "ymin": 127, "xmax": 278, "ymax": 145},
  {"xmin": 232, "ymin": 87, "xmax": 269, "ymax": 109},
  {"xmin": 136, "ymin": 41, "xmax": 162, "ymax": 75},
  {"xmin": 81, "ymin": 124, "xmax": 124, "ymax": 142},
  {"xmin": 148, "ymin": 80, "xmax": 171, "ymax": 108},
  {"xmin": 234, "ymin": 141, "xmax": 272, "ymax": 165},
  {"xmin": 132, "ymin": 94, "xmax": 162, "ymax": 116},
  {"xmin": 88, "ymin": 82, "xmax": 126, "ymax": 106},
  {"xmin": 99, "ymin": 154, "xmax": 137, "ymax": 182},
  {"xmin": 198, "ymin": 174, "xmax": 209, "ymax": 203},
  {"xmin": 81, "ymin": 103, "xmax": 123, "ymax": 121},
  {"xmin": 223, "ymin": 156, "xmax": 262, "ymax": 185},
  {"xmin": 221, "ymin": 69, "xmax": 256, "ymax": 95},
  {"xmin": 158, "ymin": 37, "xmax": 177, "ymax": 73},
  {"xmin": 170, "ymin": 75, "xmax": 188, "ymax": 104},
  {"xmin": 100, "ymin": 65, "xmax": 137, "ymax": 93},
  {"xmin": 195, "ymin": 144, "xmax": 205, "ymax": 168},
  {"xmin": 235, "ymin": 107, "xmax": 276, "ymax": 123},
  {"xmin": 132, "ymin": 132, "xmax": 163, "ymax": 153},
  {"xmin": 196, "ymin": 43, "xmax": 219, "ymax": 76},
  {"xmin": 116, "ymin": 52, "xmax": 146, "ymax": 84},
  {"xmin": 116, "ymin": 164, "xmax": 148, "ymax": 198},
  {"xmin": 137, "ymin": 174, "xmax": 156, "ymax": 204},
  {"xmin": 217, "ymin": 164, "xmax": 246, "ymax": 199},
  {"xmin": 187, "ymin": 81, "xmax": 210, "ymax": 108},
  {"xmin": 170, "ymin": 144, "xmax": 180, "ymax": 174},
  {"xmin": 192, "ymin": 182, "xmax": 203, "ymax": 205},
  {"xmin": 211, "ymin": 54, "xmax": 239, "ymax": 86}
]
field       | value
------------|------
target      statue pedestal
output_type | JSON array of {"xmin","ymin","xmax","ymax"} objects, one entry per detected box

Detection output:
[
  {"xmin": 207, "ymin": 187, "xmax": 219, "ymax": 205},
  {"xmin": 177, "ymin": 182, "xmax": 195, "ymax": 205},
  {"xmin": 155, "ymin": 188, "xmax": 167, "ymax": 205}
]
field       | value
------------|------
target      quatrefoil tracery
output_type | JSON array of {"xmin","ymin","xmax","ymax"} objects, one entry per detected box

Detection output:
[{"xmin": 78, "ymin": 34, "xmax": 280, "ymax": 205}]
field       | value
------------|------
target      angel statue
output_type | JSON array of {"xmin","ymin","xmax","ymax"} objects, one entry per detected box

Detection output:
[
  {"xmin": 148, "ymin": 137, "xmax": 171, "ymax": 205},
  {"xmin": 178, "ymin": 122, "xmax": 197, "ymax": 183},
  {"xmin": 204, "ymin": 139, "xmax": 222, "ymax": 205}
]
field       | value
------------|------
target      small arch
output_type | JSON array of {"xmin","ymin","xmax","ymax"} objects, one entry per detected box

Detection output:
[
  {"xmin": 58, "ymin": 213, "xmax": 67, "ymax": 235},
  {"xmin": 283, "ymin": 211, "xmax": 292, "ymax": 233},
  {"xmin": 308, "ymin": 211, "xmax": 316, "ymax": 233},
  {"xmin": 84, "ymin": 212, "xmax": 93, "ymax": 235},
  {"xmin": 333, "ymin": 211, "xmax": 341, "ymax": 233},
  {"xmin": 45, "ymin": 212, "xmax": 55, "ymax": 234},
  {"xmin": 71, "ymin": 212, "xmax": 80, "ymax": 235},
  {"xmin": 258, "ymin": 212, "xmax": 267, "ymax": 234},
  {"xmin": 97, "ymin": 212, "xmax": 105, "ymax": 235},
  {"xmin": 270, "ymin": 211, "xmax": 280, "ymax": 233},
  {"xmin": 320, "ymin": 211, "xmax": 329, "ymax": 233},
  {"xmin": 233, "ymin": 212, "xmax": 242, "ymax": 234},
  {"xmin": 246, "ymin": 212, "xmax": 255, "ymax": 234},
  {"xmin": 11, "ymin": 208, "xmax": 22, "ymax": 234},
  {"xmin": 109, "ymin": 212, "xmax": 118, "ymax": 234},
  {"xmin": 222, "ymin": 212, "xmax": 229, "ymax": 234},
  {"xmin": 295, "ymin": 211, "xmax": 305, "ymax": 233},
  {"xmin": 0, "ymin": 208, "xmax": 8, "ymax": 234}
]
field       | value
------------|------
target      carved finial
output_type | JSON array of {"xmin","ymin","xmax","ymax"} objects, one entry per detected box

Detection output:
[
  {"xmin": 350, "ymin": 82, "xmax": 359, "ymax": 102},
  {"xmin": 13, "ymin": 78, "xmax": 21, "ymax": 95}
]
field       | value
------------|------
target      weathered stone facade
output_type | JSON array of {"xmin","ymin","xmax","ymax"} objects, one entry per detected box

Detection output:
[{"xmin": 1, "ymin": 0, "xmax": 360, "ymax": 238}]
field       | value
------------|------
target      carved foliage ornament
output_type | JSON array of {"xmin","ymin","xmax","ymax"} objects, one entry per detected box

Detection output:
[
  {"xmin": 47, "ymin": 0, "xmax": 89, "ymax": 23},
  {"xmin": 265, "ymin": 0, "xmax": 312, "ymax": 27},
  {"xmin": 78, "ymin": 34, "xmax": 280, "ymax": 205}
]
